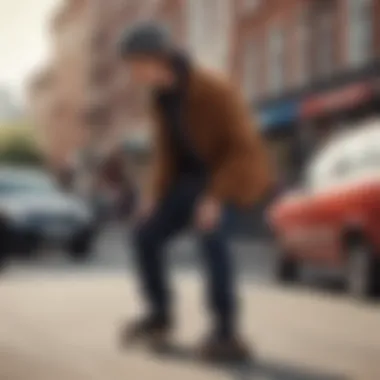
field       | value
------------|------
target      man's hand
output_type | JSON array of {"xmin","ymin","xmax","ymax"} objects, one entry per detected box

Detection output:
[{"xmin": 195, "ymin": 196, "xmax": 222, "ymax": 232}]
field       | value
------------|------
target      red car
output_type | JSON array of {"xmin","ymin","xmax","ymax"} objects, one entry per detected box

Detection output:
[{"xmin": 268, "ymin": 122, "xmax": 380, "ymax": 299}]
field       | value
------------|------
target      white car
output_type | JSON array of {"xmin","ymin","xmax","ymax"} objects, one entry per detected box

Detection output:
[
  {"xmin": 268, "ymin": 119, "xmax": 380, "ymax": 298},
  {"xmin": 0, "ymin": 168, "xmax": 97, "ymax": 268}
]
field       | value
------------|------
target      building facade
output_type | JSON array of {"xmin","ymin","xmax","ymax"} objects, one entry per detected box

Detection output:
[
  {"xmin": 30, "ymin": 0, "xmax": 187, "ymax": 167},
  {"xmin": 234, "ymin": 0, "xmax": 380, "ymax": 183},
  {"xmin": 29, "ymin": 0, "xmax": 239, "ymax": 172},
  {"xmin": 29, "ymin": 0, "xmax": 95, "ymax": 169},
  {"xmin": 186, "ymin": 0, "xmax": 235, "ymax": 73},
  {"xmin": 28, "ymin": 66, "xmax": 56, "ymax": 159}
]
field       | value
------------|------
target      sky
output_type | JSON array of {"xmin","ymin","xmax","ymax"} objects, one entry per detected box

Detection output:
[{"xmin": 0, "ymin": 0, "xmax": 58, "ymax": 104}]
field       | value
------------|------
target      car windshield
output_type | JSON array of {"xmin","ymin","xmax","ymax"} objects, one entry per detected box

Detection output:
[{"xmin": 0, "ymin": 173, "xmax": 57, "ymax": 195}]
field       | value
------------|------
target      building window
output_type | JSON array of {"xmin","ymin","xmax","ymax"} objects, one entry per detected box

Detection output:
[
  {"xmin": 316, "ymin": 11, "xmax": 335, "ymax": 77},
  {"xmin": 188, "ymin": 0, "xmax": 207, "ymax": 53},
  {"xmin": 268, "ymin": 27, "xmax": 285, "ymax": 94},
  {"xmin": 347, "ymin": 0, "xmax": 373, "ymax": 66},
  {"xmin": 91, "ymin": 30, "xmax": 107, "ymax": 52},
  {"xmin": 240, "ymin": 0, "xmax": 260, "ymax": 14},
  {"xmin": 295, "ymin": 6, "xmax": 309, "ymax": 86},
  {"xmin": 242, "ymin": 37, "xmax": 258, "ymax": 100},
  {"xmin": 114, "ymin": 0, "xmax": 131, "ymax": 11},
  {"xmin": 89, "ymin": 64, "xmax": 112, "ymax": 86},
  {"xmin": 84, "ymin": 104, "xmax": 111, "ymax": 127},
  {"xmin": 187, "ymin": 0, "xmax": 230, "ymax": 72},
  {"xmin": 311, "ymin": 0, "xmax": 337, "ymax": 79}
]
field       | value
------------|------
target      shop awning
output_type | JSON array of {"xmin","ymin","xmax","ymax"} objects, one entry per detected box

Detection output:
[
  {"xmin": 259, "ymin": 101, "xmax": 299, "ymax": 130},
  {"xmin": 300, "ymin": 82, "xmax": 373, "ymax": 119}
]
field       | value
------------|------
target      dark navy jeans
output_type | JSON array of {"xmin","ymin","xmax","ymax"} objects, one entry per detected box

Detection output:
[{"xmin": 132, "ymin": 176, "xmax": 237, "ymax": 337}]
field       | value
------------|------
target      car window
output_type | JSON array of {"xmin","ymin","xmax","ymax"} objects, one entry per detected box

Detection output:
[{"xmin": 0, "ymin": 174, "xmax": 56, "ymax": 195}]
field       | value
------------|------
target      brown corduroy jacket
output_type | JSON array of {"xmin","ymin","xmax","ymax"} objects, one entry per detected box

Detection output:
[{"xmin": 148, "ymin": 66, "xmax": 274, "ymax": 208}]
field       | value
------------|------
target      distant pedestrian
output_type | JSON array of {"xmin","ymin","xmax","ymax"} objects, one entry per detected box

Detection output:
[
  {"xmin": 118, "ymin": 23, "xmax": 273, "ymax": 361},
  {"xmin": 98, "ymin": 146, "xmax": 136, "ymax": 220}
]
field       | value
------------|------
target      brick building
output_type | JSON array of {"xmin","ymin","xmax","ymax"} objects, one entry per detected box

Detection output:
[
  {"xmin": 28, "ymin": 66, "xmax": 56, "ymax": 157},
  {"xmin": 85, "ymin": 0, "xmax": 187, "ymax": 149},
  {"xmin": 29, "ymin": 0, "xmax": 94, "ymax": 169},
  {"xmin": 186, "ymin": 0, "xmax": 235, "ymax": 73},
  {"xmin": 234, "ymin": 0, "xmax": 380, "ymax": 183},
  {"xmin": 29, "ymin": 0, "xmax": 238, "ymax": 172},
  {"xmin": 29, "ymin": 0, "xmax": 188, "ymax": 168}
]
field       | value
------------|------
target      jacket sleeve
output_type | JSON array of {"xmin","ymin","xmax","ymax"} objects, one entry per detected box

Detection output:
[
  {"xmin": 143, "ymin": 107, "xmax": 175, "ymax": 202},
  {"xmin": 207, "ymin": 85, "xmax": 274, "ymax": 207}
]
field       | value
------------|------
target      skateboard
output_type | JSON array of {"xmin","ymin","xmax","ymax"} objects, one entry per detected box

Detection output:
[{"xmin": 120, "ymin": 337, "xmax": 254, "ymax": 370}]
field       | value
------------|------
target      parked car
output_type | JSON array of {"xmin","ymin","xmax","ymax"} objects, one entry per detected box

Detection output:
[
  {"xmin": 268, "ymin": 120, "xmax": 380, "ymax": 299},
  {"xmin": 0, "ymin": 167, "xmax": 97, "ymax": 267},
  {"xmin": 69, "ymin": 145, "xmax": 137, "ymax": 225}
]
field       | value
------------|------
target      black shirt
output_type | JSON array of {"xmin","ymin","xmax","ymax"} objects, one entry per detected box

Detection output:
[{"xmin": 155, "ymin": 56, "xmax": 206, "ymax": 177}]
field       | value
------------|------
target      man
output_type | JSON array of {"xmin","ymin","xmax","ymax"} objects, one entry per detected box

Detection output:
[{"xmin": 118, "ymin": 24, "xmax": 273, "ymax": 360}]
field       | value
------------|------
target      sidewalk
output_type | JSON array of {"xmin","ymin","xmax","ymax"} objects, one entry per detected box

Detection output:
[{"xmin": 0, "ymin": 272, "xmax": 379, "ymax": 380}]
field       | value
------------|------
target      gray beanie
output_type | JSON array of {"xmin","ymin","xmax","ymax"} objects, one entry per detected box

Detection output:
[{"xmin": 118, "ymin": 23, "xmax": 173, "ymax": 58}]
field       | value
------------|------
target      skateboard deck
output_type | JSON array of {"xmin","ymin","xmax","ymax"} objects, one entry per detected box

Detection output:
[{"xmin": 122, "ymin": 339, "xmax": 254, "ymax": 371}]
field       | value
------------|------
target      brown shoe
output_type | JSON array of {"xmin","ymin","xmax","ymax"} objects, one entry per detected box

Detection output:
[
  {"xmin": 197, "ymin": 333, "xmax": 252, "ymax": 363},
  {"xmin": 119, "ymin": 316, "xmax": 172, "ymax": 349}
]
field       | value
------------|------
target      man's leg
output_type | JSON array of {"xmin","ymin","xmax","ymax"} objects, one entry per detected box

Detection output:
[
  {"xmin": 197, "ymin": 209, "xmax": 250, "ymax": 360},
  {"xmin": 126, "ymin": 178, "xmax": 204, "ymax": 341},
  {"xmin": 133, "ymin": 201, "xmax": 182, "ymax": 325},
  {"xmin": 198, "ymin": 210, "xmax": 237, "ymax": 340}
]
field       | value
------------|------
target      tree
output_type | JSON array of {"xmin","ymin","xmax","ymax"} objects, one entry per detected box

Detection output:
[{"xmin": 0, "ymin": 121, "xmax": 43, "ymax": 166}]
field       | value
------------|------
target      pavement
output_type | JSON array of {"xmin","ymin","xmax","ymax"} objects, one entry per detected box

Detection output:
[
  {"xmin": 0, "ymin": 225, "xmax": 379, "ymax": 380},
  {"xmin": 8, "ymin": 224, "xmax": 276, "ymax": 281}
]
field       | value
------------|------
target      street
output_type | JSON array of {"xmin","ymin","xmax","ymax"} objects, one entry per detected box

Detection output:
[
  {"xmin": 7, "ymin": 224, "xmax": 276, "ymax": 281},
  {"xmin": 3, "ymin": 0, "xmax": 380, "ymax": 379},
  {"xmin": 1, "ymin": 225, "xmax": 380, "ymax": 380}
]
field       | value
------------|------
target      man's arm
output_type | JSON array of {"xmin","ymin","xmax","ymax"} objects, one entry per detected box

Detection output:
[{"xmin": 143, "ymin": 107, "xmax": 175, "ymax": 203}]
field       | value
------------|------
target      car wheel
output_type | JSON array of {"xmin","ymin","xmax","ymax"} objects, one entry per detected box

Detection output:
[
  {"xmin": 0, "ymin": 218, "xmax": 11, "ymax": 272},
  {"xmin": 0, "ymin": 245, "xmax": 7, "ymax": 273},
  {"xmin": 276, "ymin": 251, "xmax": 300, "ymax": 283},
  {"xmin": 18, "ymin": 233, "xmax": 39, "ymax": 260},
  {"xmin": 345, "ymin": 240, "xmax": 380, "ymax": 299},
  {"xmin": 67, "ymin": 229, "xmax": 94, "ymax": 263}
]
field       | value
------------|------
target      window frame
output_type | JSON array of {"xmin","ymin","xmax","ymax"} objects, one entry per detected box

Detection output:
[
  {"xmin": 310, "ymin": 0, "xmax": 337, "ymax": 79},
  {"xmin": 294, "ymin": 4, "xmax": 310, "ymax": 86},
  {"xmin": 347, "ymin": 0, "xmax": 374, "ymax": 67},
  {"xmin": 267, "ymin": 25, "xmax": 286, "ymax": 95},
  {"xmin": 239, "ymin": 0, "xmax": 260, "ymax": 14},
  {"xmin": 242, "ymin": 35, "xmax": 258, "ymax": 99}
]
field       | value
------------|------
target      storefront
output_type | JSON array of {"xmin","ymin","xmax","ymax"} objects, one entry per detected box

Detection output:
[
  {"xmin": 301, "ymin": 82, "xmax": 373, "ymax": 119},
  {"xmin": 258, "ymin": 100, "xmax": 300, "ymax": 184},
  {"xmin": 299, "ymin": 81, "xmax": 375, "ymax": 162},
  {"xmin": 259, "ymin": 101, "xmax": 299, "ymax": 133},
  {"xmin": 256, "ymin": 62, "xmax": 380, "ymax": 184}
]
